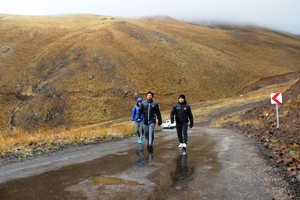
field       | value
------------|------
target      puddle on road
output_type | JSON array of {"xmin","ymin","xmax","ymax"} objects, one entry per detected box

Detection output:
[
  {"xmin": 90, "ymin": 176, "xmax": 142, "ymax": 186},
  {"xmin": 0, "ymin": 130, "xmax": 221, "ymax": 200},
  {"xmin": 65, "ymin": 175, "xmax": 143, "ymax": 195}
]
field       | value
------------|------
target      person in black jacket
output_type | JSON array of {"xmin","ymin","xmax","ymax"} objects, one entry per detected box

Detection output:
[
  {"xmin": 170, "ymin": 94, "xmax": 194, "ymax": 149},
  {"xmin": 137, "ymin": 91, "xmax": 162, "ymax": 153}
]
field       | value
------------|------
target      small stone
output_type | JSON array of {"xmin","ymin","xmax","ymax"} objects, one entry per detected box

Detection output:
[
  {"xmin": 297, "ymin": 174, "xmax": 300, "ymax": 182},
  {"xmin": 287, "ymin": 167, "xmax": 295, "ymax": 172},
  {"xmin": 283, "ymin": 158, "xmax": 293, "ymax": 166},
  {"xmin": 276, "ymin": 159, "xmax": 283, "ymax": 164}
]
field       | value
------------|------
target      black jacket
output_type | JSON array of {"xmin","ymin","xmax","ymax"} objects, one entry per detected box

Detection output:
[
  {"xmin": 138, "ymin": 99, "xmax": 162, "ymax": 125},
  {"xmin": 170, "ymin": 102, "xmax": 193, "ymax": 125}
]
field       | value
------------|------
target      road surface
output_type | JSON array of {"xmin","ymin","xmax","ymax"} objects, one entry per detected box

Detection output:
[{"xmin": 0, "ymin": 127, "xmax": 294, "ymax": 199}]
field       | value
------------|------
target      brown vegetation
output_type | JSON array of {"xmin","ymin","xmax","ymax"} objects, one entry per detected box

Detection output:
[
  {"xmin": 0, "ymin": 121, "xmax": 134, "ymax": 162},
  {"xmin": 1, "ymin": 14, "xmax": 300, "ymax": 131}
]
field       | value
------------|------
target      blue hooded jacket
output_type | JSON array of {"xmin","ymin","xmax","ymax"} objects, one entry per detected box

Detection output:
[{"xmin": 132, "ymin": 98, "xmax": 144, "ymax": 122}]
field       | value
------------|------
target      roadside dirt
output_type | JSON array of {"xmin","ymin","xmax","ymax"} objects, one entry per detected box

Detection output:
[
  {"xmin": 213, "ymin": 78, "xmax": 300, "ymax": 196},
  {"xmin": 222, "ymin": 79, "xmax": 299, "ymax": 172}
]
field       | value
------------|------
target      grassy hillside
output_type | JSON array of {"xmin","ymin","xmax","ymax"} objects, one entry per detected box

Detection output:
[{"xmin": 0, "ymin": 14, "xmax": 300, "ymax": 130}]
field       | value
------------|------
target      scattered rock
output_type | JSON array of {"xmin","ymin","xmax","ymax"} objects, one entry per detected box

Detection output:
[
  {"xmin": 1, "ymin": 47, "xmax": 11, "ymax": 53},
  {"xmin": 297, "ymin": 174, "xmax": 300, "ymax": 182}
]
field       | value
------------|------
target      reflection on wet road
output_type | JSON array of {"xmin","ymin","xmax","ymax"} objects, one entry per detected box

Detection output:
[
  {"xmin": 0, "ymin": 127, "xmax": 221, "ymax": 199},
  {"xmin": 0, "ymin": 127, "xmax": 286, "ymax": 199},
  {"xmin": 171, "ymin": 151, "xmax": 194, "ymax": 189}
]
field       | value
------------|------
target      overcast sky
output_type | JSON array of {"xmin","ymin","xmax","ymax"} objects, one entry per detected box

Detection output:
[{"xmin": 1, "ymin": 0, "xmax": 299, "ymax": 34}]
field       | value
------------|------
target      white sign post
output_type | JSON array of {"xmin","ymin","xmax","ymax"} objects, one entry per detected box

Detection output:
[{"xmin": 270, "ymin": 92, "xmax": 283, "ymax": 128}]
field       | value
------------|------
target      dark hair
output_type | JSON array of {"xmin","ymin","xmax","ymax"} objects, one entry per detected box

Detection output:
[
  {"xmin": 178, "ymin": 94, "xmax": 185, "ymax": 100},
  {"xmin": 147, "ymin": 91, "xmax": 154, "ymax": 97}
]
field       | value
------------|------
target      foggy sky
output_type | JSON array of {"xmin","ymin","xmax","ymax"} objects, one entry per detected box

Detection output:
[{"xmin": 0, "ymin": 0, "xmax": 299, "ymax": 34}]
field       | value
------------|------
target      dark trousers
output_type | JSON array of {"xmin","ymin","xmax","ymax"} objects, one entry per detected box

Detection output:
[{"xmin": 176, "ymin": 123, "xmax": 188, "ymax": 144}]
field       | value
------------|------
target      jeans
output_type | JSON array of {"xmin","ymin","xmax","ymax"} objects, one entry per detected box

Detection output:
[
  {"xmin": 135, "ymin": 121, "xmax": 144, "ymax": 137},
  {"xmin": 176, "ymin": 123, "xmax": 188, "ymax": 144},
  {"xmin": 143, "ymin": 123, "xmax": 155, "ymax": 146}
]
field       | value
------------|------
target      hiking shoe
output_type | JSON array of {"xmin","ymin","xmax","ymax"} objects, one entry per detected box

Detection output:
[
  {"xmin": 178, "ymin": 143, "xmax": 183, "ymax": 148},
  {"xmin": 183, "ymin": 143, "xmax": 187, "ymax": 148},
  {"xmin": 147, "ymin": 145, "xmax": 153, "ymax": 153},
  {"xmin": 149, "ymin": 145, "xmax": 153, "ymax": 153}
]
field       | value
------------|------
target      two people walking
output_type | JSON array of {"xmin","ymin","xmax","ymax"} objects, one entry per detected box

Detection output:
[
  {"xmin": 138, "ymin": 92, "xmax": 162, "ymax": 153},
  {"xmin": 132, "ymin": 91, "xmax": 162, "ymax": 153}
]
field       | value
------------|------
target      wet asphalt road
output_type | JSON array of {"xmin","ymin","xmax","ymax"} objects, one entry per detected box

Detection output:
[{"xmin": 0, "ymin": 127, "xmax": 294, "ymax": 200}]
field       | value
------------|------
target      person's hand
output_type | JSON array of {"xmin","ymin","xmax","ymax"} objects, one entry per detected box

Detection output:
[
  {"xmin": 189, "ymin": 124, "xmax": 193, "ymax": 128},
  {"xmin": 137, "ymin": 118, "xmax": 140, "ymax": 122},
  {"xmin": 158, "ymin": 121, "xmax": 162, "ymax": 126}
]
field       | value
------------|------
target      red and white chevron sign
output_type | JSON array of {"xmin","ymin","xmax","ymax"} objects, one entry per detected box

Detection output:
[{"xmin": 270, "ymin": 92, "xmax": 283, "ymax": 104}]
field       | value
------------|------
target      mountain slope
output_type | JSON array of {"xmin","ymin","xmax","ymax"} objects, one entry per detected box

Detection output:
[{"xmin": 0, "ymin": 14, "xmax": 300, "ymax": 130}]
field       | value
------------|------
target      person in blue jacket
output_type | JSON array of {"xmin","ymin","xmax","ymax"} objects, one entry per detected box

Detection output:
[{"xmin": 132, "ymin": 97, "xmax": 144, "ymax": 143}]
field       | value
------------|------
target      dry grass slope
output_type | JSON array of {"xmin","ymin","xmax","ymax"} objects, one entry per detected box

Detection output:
[{"xmin": 1, "ymin": 14, "xmax": 300, "ymax": 130}]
